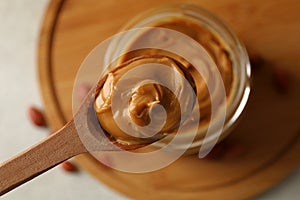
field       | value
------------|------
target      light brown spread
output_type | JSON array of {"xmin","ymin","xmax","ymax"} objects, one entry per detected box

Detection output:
[{"xmin": 94, "ymin": 18, "xmax": 233, "ymax": 145}]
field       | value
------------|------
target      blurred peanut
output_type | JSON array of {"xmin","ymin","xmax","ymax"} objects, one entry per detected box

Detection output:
[
  {"xmin": 61, "ymin": 161, "xmax": 78, "ymax": 172},
  {"xmin": 28, "ymin": 106, "xmax": 47, "ymax": 127}
]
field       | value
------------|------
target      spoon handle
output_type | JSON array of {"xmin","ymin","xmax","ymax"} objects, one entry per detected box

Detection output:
[{"xmin": 0, "ymin": 120, "xmax": 86, "ymax": 196}]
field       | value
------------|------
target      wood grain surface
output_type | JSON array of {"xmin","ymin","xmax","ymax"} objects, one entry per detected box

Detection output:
[{"xmin": 38, "ymin": 0, "xmax": 300, "ymax": 199}]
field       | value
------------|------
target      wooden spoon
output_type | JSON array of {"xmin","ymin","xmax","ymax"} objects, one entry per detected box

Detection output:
[{"xmin": 0, "ymin": 88, "xmax": 149, "ymax": 196}]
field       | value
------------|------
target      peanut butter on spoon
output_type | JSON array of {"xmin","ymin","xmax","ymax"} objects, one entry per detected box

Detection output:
[{"xmin": 94, "ymin": 55, "xmax": 195, "ymax": 145}]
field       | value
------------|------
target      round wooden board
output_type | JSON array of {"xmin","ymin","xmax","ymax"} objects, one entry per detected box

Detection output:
[{"xmin": 38, "ymin": 0, "xmax": 300, "ymax": 199}]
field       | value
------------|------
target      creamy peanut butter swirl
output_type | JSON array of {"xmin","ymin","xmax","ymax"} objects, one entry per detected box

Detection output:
[
  {"xmin": 94, "ymin": 55, "xmax": 196, "ymax": 144},
  {"xmin": 94, "ymin": 18, "xmax": 233, "ymax": 145}
]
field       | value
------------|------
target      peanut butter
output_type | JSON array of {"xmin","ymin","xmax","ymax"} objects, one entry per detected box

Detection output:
[{"xmin": 94, "ymin": 18, "xmax": 233, "ymax": 145}]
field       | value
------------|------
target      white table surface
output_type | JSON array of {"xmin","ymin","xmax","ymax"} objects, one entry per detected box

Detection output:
[{"xmin": 0, "ymin": 0, "xmax": 299, "ymax": 199}]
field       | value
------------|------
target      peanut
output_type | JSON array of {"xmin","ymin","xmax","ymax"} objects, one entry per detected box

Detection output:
[{"xmin": 28, "ymin": 106, "xmax": 47, "ymax": 127}]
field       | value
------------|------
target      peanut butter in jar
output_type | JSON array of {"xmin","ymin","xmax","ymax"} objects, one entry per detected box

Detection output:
[{"xmin": 95, "ymin": 4, "xmax": 251, "ymax": 154}]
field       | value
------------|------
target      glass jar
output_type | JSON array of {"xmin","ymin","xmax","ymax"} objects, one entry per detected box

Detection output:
[{"xmin": 104, "ymin": 4, "xmax": 251, "ymax": 155}]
